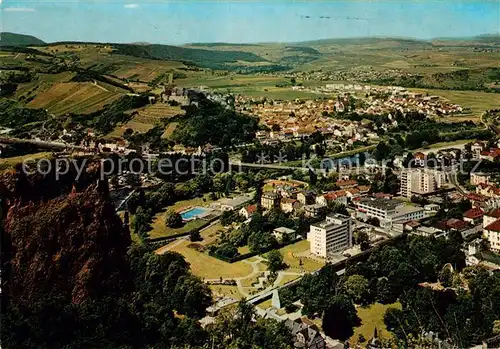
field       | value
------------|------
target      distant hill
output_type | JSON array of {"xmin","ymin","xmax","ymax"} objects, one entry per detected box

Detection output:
[
  {"xmin": 0, "ymin": 32, "xmax": 46, "ymax": 47},
  {"xmin": 111, "ymin": 43, "xmax": 269, "ymax": 70},
  {"xmin": 296, "ymin": 37, "xmax": 433, "ymax": 47}
]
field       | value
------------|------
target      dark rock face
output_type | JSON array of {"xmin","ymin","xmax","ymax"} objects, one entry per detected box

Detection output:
[{"xmin": 3, "ymin": 189, "xmax": 131, "ymax": 307}]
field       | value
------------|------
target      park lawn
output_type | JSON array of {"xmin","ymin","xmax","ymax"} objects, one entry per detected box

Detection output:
[
  {"xmin": 167, "ymin": 239, "xmax": 254, "ymax": 279},
  {"xmin": 240, "ymin": 272, "xmax": 265, "ymax": 288},
  {"xmin": 413, "ymin": 139, "xmax": 471, "ymax": 152},
  {"xmin": 238, "ymin": 246, "xmax": 251, "ymax": 255},
  {"xmin": 255, "ymin": 298, "xmax": 274, "ymax": 310},
  {"xmin": 149, "ymin": 217, "xmax": 206, "ymax": 239},
  {"xmin": 278, "ymin": 274, "xmax": 301, "ymax": 286},
  {"xmin": 198, "ymin": 222, "xmax": 224, "ymax": 246},
  {"xmin": 349, "ymin": 302, "xmax": 402, "ymax": 346},
  {"xmin": 209, "ymin": 285, "xmax": 243, "ymax": 300},
  {"xmin": 278, "ymin": 240, "xmax": 325, "ymax": 273}
]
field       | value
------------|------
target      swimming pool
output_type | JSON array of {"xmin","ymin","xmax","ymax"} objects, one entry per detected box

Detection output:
[{"xmin": 180, "ymin": 207, "xmax": 211, "ymax": 221}]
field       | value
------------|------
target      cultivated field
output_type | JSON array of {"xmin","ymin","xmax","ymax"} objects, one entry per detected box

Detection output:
[
  {"xmin": 111, "ymin": 60, "xmax": 184, "ymax": 82},
  {"xmin": 0, "ymin": 152, "xmax": 52, "ymax": 171},
  {"xmin": 106, "ymin": 117, "xmax": 155, "ymax": 138},
  {"xmin": 26, "ymin": 82, "xmax": 122, "ymax": 115},
  {"xmin": 133, "ymin": 104, "xmax": 184, "ymax": 124}
]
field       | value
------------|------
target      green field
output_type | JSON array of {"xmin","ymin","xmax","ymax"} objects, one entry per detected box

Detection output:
[{"xmin": 176, "ymin": 73, "xmax": 320, "ymax": 100}]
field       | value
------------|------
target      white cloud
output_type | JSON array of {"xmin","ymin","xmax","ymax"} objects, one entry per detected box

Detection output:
[
  {"xmin": 124, "ymin": 3, "xmax": 139, "ymax": 9},
  {"xmin": 3, "ymin": 7, "xmax": 35, "ymax": 12}
]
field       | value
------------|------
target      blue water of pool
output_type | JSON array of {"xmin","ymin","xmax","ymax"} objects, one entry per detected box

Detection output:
[{"xmin": 181, "ymin": 207, "xmax": 209, "ymax": 220}]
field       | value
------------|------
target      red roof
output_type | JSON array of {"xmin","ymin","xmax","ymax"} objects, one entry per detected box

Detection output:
[
  {"xmin": 357, "ymin": 185, "xmax": 371, "ymax": 193},
  {"xmin": 463, "ymin": 207, "xmax": 484, "ymax": 219},
  {"xmin": 374, "ymin": 193, "xmax": 393, "ymax": 199},
  {"xmin": 486, "ymin": 208, "xmax": 500, "ymax": 219},
  {"xmin": 336, "ymin": 179, "xmax": 358, "ymax": 187},
  {"xmin": 467, "ymin": 193, "xmax": 488, "ymax": 202},
  {"xmin": 333, "ymin": 190, "xmax": 347, "ymax": 198},
  {"xmin": 245, "ymin": 204, "xmax": 257, "ymax": 214},
  {"xmin": 446, "ymin": 218, "xmax": 467, "ymax": 230},
  {"xmin": 414, "ymin": 152, "xmax": 426, "ymax": 159},
  {"xmin": 485, "ymin": 218, "xmax": 500, "ymax": 232},
  {"xmin": 323, "ymin": 192, "xmax": 337, "ymax": 201}
]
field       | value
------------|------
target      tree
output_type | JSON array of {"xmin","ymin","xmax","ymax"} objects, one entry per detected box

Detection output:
[
  {"xmin": 344, "ymin": 274, "xmax": 370, "ymax": 304},
  {"xmin": 439, "ymin": 267, "xmax": 453, "ymax": 288},
  {"xmin": 221, "ymin": 210, "xmax": 236, "ymax": 226},
  {"xmin": 266, "ymin": 250, "xmax": 284, "ymax": 274},
  {"xmin": 384, "ymin": 307, "xmax": 407, "ymax": 339},
  {"xmin": 248, "ymin": 231, "xmax": 277, "ymax": 253},
  {"xmin": 322, "ymin": 294, "xmax": 358, "ymax": 340},
  {"xmin": 354, "ymin": 230, "xmax": 369, "ymax": 246},
  {"xmin": 376, "ymin": 277, "xmax": 398, "ymax": 304},
  {"xmin": 279, "ymin": 287, "xmax": 297, "ymax": 312},
  {"xmin": 190, "ymin": 230, "xmax": 202, "ymax": 242},
  {"xmin": 166, "ymin": 210, "xmax": 183, "ymax": 228},
  {"xmin": 214, "ymin": 243, "xmax": 239, "ymax": 259},
  {"xmin": 134, "ymin": 206, "xmax": 151, "ymax": 239},
  {"xmin": 493, "ymin": 320, "xmax": 500, "ymax": 335},
  {"xmin": 299, "ymin": 264, "xmax": 342, "ymax": 316}
]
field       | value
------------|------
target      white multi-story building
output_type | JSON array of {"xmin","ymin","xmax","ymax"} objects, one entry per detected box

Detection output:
[
  {"xmin": 356, "ymin": 197, "xmax": 426, "ymax": 230},
  {"xmin": 308, "ymin": 214, "xmax": 352, "ymax": 258},
  {"xmin": 401, "ymin": 168, "xmax": 446, "ymax": 197}
]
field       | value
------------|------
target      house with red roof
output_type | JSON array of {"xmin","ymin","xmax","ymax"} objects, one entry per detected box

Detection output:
[
  {"xmin": 484, "ymin": 208, "xmax": 500, "ymax": 228},
  {"xmin": 484, "ymin": 218, "xmax": 500, "ymax": 253},
  {"xmin": 480, "ymin": 148, "xmax": 500, "ymax": 161},
  {"xmin": 280, "ymin": 198, "xmax": 297, "ymax": 214},
  {"xmin": 413, "ymin": 152, "xmax": 426, "ymax": 166},
  {"xmin": 434, "ymin": 218, "xmax": 468, "ymax": 232},
  {"xmin": 463, "ymin": 207, "xmax": 484, "ymax": 225},
  {"xmin": 239, "ymin": 204, "xmax": 257, "ymax": 219},
  {"xmin": 466, "ymin": 193, "xmax": 489, "ymax": 208},
  {"xmin": 336, "ymin": 179, "xmax": 358, "ymax": 189},
  {"xmin": 315, "ymin": 190, "xmax": 349, "ymax": 207}
]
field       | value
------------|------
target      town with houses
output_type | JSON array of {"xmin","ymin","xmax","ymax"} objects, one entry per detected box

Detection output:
[{"xmin": 2, "ymin": 76, "xmax": 500, "ymax": 348}]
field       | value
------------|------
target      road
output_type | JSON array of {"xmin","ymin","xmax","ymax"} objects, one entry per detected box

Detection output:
[
  {"xmin": 115, "ymin": 188, "xmax": 137, "ymax": 212},
  {"xmin": 418, "ymin": 142, "xmax": 468, "ymax": 155},
  {"xmin": 229, "ymin": 160, "xmax": 377, "ymax": 175},
  {"xmin": 0, "ymin": 136, "xmax": 87, "ymax": 152}
]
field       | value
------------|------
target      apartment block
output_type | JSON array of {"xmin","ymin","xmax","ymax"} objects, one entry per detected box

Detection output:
[
  {"xmin": 356, "ymin": 197, "xmax": 425, "ymax": 230},
  {"xmin": 308, "ymin": 214, "xmax": 352, "ymax": 258},
  {"xmin": 401, "ymin": 168, "xmax": 446, "ymax": 197}
]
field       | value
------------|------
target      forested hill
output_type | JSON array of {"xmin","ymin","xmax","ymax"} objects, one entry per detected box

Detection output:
[
  {"xmin": 0, "ymin": 32, "xmax": 46, "ymax": 47},
  {"xmin": 112, "ymin": 43, "xmax": 268, "ymax": 69}
]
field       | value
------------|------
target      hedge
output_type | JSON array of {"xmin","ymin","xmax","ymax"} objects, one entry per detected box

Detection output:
[{"xmin": 209, "ymin": 238, "xmax": 302, "ymax": 263}]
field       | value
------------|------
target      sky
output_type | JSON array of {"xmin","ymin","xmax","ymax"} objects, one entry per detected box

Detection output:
[{"xmin": 1, "ymin": 1, "xmax": 499, "ymax": 45}]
